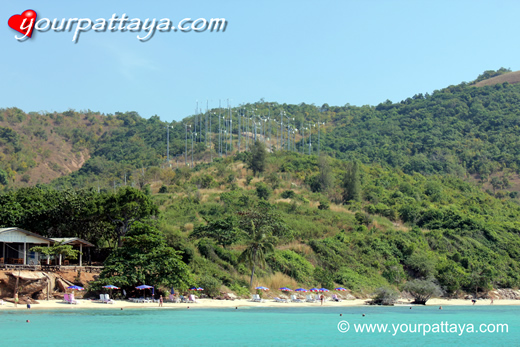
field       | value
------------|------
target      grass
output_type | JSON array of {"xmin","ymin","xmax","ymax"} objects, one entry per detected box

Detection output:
[
  {"xmin": 473, "ymin": 70, "xmax": 520, "ymax": 87},
  {"xmin": 277, "ymin": 240, "xmax": 314, "ymax": 256},
  {"xmin": 253, "ymin": 272, "xmax": 299, "ymax": 293}
]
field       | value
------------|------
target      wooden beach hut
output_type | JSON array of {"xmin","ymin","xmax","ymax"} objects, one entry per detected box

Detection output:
[
  {"xmin": 50, "ymin": 238, "xmax": 94, "ymax": 266},
  {"xmin": 0, "ymin": 227, "xmax": 53, "ymax": 265}
]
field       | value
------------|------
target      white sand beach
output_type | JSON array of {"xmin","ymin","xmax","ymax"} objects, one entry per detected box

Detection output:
[{"xmin": 0, "ymin": 297, "xmax": 517, "ymax": 310}]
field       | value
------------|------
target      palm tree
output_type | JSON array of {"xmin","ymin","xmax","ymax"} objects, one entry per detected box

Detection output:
[{"xmin": 238, "ymin": 222, "xmax": 275, "ymax": 288}]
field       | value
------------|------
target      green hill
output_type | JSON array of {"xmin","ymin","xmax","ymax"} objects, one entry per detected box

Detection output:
[
  {"xmin": 2, "ymin": 149, "xmax": 520, "ymax": 296},
  {"xmin": 2, "ymin": 68, "xmax": 520, "ymax": 194},
  {"xmin": 2, "ymin": 69, "xmax": 520, "ymax": 296}
]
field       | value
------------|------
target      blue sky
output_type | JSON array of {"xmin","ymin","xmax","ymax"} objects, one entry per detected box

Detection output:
[{"xmin": 1, "ymin": 1, "xmax": 520, "ymax": 123}]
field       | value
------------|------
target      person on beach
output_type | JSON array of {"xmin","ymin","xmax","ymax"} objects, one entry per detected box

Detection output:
[
  {"xmin": 490, "ymin": 297, "xmax": 494, "ymax": 305},
  {"xmin": 159, "ymin": 295, "xmax": 163, "ymax": 307},
  {"xmin": 14, "ymin": 293, "xmax": 18, "ymax": 308},
  {"xmin": 472, "ymin": 299, "xmax": 476, "ymax": 305},
  {"xmin": 320, "ymin": 294, "xmax": 324, "ymax": 306}
]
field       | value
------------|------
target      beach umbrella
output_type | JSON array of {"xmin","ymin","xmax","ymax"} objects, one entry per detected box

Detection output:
[
  {"xmin": 136, "ymin": 284, "xmax": 153, "ymax": 297},
  {"xmin": 279, "ymin": 287, "xmax": 292, "ymax": 292},
  {"xmin": 189, "ymin": 287, "xmax": 198, "ymax": 291},
  {"xmin": 319, "ymin": 288, "xmax": 329, "ymax": 292},
  {"xmin": 255, "ymin": 286, "xmax": 269, "ymax": 291},
  {"xmin": 335, "ymin": 287, "xmax": 347, "ymax": 291},
  {"xmin": 196, "ymin": 287, "xmax": 204, "ymax": 291},
  {"xmin": 309, "ymin": 288, "xmax": 319, "ymax": 292},
  {"xmin": 67, "ymin": 285, "xmax": 84, "ymax": 291},
  {"xmin": 295, "ymin": 288, "xmax": 308, "ymax": 292},
  {"xmin": 102, "ymin": 284, "xmax": 120, "ymax": 298}
]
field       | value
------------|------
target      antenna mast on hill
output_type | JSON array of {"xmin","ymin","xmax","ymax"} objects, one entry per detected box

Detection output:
[
  {"xmin": 185, "ymin": 124, "xmax": 189, "ymax": 165},
  {"xmin": 195, "ymin": 101, "xmax": 198, "ymax": 143},
  {"xmin": 308, "ymin": 122, "xmax": 312, "ymax": 155},
  {"xmin": 218, "ymin": 99, "xmax": 222, "ymax": 157},
  {"xmin": 238, "ymin": 106, "xmax": 241, "ymax": 152}
]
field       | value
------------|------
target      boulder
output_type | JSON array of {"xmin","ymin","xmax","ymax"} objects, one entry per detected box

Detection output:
[{"xmin": 0, "ymin": 271, "xmax": 50, "ymax": 298}]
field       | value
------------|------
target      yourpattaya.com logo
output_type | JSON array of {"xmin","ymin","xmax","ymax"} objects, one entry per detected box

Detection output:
[{"xmin": 8, "ymin": 9, "xmax": 227, "ymax": 43}]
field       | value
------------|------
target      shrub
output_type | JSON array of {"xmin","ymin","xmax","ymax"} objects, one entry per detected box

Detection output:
[
  {"xmin": 267, "ymin": 250, "xmax": 314, "ymax": 283},
  {"xmin": 159, "ymin": 185, "xmax": 168, "ymax": 193},
  {"xmin": 355, "ymin": 212, "xmax": 373, "ymax": 226},
  {"xmin": 21, "ymin": 174, "xmax": 30, "ymax": 183},
  {"xmin": 281, "ymin": 190, "xmax": 296, "ymax": 199},
  {"xmin": 198, "ymin": 275, "xmax": 222, "ymax": 298},
  {"xmin": 318, "ymin": 200, "xmax": 330, "ymax": 210},
  {"xmin": 265, "ymin": 172, "xmax": 281, "ymax": 189},
  {"xmin": 255, "ymin": 182, "xmax": 271, "ymax": 200},
  {"xmin": 228, "ymin": 282, "xmax": 250, "ymax": 297},
  {"xmin": 193, "ymin": 174, "xmax": 215, "ymax": 189}
]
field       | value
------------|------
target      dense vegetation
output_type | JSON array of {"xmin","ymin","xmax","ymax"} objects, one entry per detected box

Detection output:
[
  {"xmin": 3, "ymin": 146, "xmax": 520, "ymax": 296},
  {"xmin": 2, "ymin": 69, "xmax": 520, "ymax": 297}
]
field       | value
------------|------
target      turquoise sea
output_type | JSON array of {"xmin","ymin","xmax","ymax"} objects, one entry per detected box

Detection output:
[{"xmin": 0, "ymin": 306, "xmax": 517, "ymax": 346}]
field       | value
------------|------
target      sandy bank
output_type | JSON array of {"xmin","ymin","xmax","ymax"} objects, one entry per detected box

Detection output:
[{"xmin": 0, "ymin": 298, "xmax": 517, "ymax": 310}]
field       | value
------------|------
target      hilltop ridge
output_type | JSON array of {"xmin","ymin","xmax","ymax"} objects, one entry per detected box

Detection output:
[
  {"xmin": 473, "ymin": 70, "xmax": 520, "ymax": 87},
  {"xmin": 2, "ymin": 68, "xmax": 520, "ymax": 197}
]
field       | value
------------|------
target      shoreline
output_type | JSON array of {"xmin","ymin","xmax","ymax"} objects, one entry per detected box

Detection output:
[{"xmin": 0, "ymin": 298, "xmax": 518, "ymax": 310}]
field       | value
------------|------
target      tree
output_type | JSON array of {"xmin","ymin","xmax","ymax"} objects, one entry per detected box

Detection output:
[
  {"xmin": 317, "ymin": 155, "xmax": 334, "ymax": 193},
  {"xmin": 237, "ymin": 204, "xmax": 291, "ymax": 239},
  {"xmin": 342, "ymin": 161, "xmax": 361, "ymax": 203},
  {"xmin": 249, "ymin": 140, "xmax": 267, "ymax": 176},
  {"xmin": 404, "ymin": 278, "xmax": 443, "ymax": 304},
  {"xmin": 0, "ymin": 169, "xmax": 8, "ymax": 185},
  {"xmin": 468, "ymin": 263, "xmax": 495, "ymax": 295},
  {"xmin": 313, "ymin": 268, "xmax": 334, "ymax": 289},
  {"xmin": 370, "ymin": 287, "xmax": 400, "ymax": 305},
  {"xmin": 382, "ymin": 260, "xmax": 406, "ymax": 285},
  {"xmin": 405, "ymin": 251, "xmax": 437, "ymax": 279},
  {"xmin": 436, "ymin": 259, "xmax": 467, "ymax": 296},
  {"xmin": 238, "ymin": 222, "xmax": 275, "ymax": 287},
  {"xmin": 102, "ymin": 187, "xmax": 159, "ymax": 246},
  {"xmin": 95, "ymin": 222, "xmax": 192, "ymax": 291},
  {"xmin": 0, "ymin": 187, "xmax": 110, "ymax": 245},
  {"xmin": 30, "ymin": 241, "xmax": 80, "ymax": 261},
  {"xmin": 191, "ymin": 216, "xmax": 240, "ymax": 248},
  {"xmin": 490, "ymin": 177, "xmax": 501, "ymax": 194},
  {"xmin": 0, "ymin": 193, "xmax": 23, "ymax": 226}
]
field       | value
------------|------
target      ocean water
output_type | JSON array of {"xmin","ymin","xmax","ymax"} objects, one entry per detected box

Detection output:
[{"xmin": 0, "ymin": 306, "xmax": 517, "ymax": 346}]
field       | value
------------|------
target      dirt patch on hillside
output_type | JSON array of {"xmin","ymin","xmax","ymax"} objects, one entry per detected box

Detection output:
[
  {"xmin": 56, "ymin": 270, "xmax": 98, "ymax": 286},
  {"xmin": 473, "ymin": 70, "xmax": 520, "ymax": 87}
]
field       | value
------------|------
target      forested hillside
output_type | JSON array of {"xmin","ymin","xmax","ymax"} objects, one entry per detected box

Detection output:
[
  {"xmin": 2, "ymin": 69, "xmax": 520, "ymax": 296},
  {"xmin": 2, "ymin": 69, "xmax": 520, "ymax": 195},
  {"xmin": 2, "ymin": 149, "xmax": 520, "ymax": 296}
]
